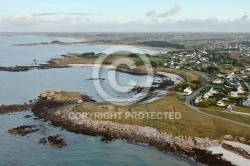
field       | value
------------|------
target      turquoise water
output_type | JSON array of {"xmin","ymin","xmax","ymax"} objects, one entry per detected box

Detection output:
[{"xmin": 0, "ymin": 35, "xmax": 200, "ymax": 165}]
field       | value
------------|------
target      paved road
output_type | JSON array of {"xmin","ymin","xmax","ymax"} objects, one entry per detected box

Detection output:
[{"xmin": 184, "ymin": 75, "xmax": 250, "ymax": 128}]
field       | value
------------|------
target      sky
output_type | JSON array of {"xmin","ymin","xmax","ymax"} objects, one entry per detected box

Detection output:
[{"xmin": 0, "ymin": 0, "xmax": 250, "ymax": 32}]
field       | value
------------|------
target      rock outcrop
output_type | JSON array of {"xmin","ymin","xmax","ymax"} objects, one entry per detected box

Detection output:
[
  {"xmin": 0, "ymin": 103, "xmax": 32, "ymax": 114},
  {"xmin": 8, "ymin": 125, "xmax": 40, "ymax": 136},
  {"xmin": 39, "ymin": 90, "xmax": 95, "ymax": 103}
]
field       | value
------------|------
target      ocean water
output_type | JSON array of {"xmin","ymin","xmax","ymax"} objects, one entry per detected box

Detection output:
[
  {"xmin": 0, "ymin": 35, "xmax": 157, "ymax": 67},
  {"xmin": 0, "ymin": 35, "xmax": 200, "ymax": 165},
  {"xmin": 0, "ymin": 111, "xmax": 200, "ymax": 166},
  {"xmin": 0, "ymin": 67, "xmax": 156, "ymax": 105}
]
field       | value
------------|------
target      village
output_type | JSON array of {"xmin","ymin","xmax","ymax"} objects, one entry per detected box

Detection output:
[{"xmin": 160, "ymin": 40, "xmax": 250, "ymax": 119}]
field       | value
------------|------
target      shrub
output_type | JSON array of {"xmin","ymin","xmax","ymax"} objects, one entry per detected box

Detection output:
[{"xmin": 199, "ymin": 100, "xmax": 209, "ymax": 108}]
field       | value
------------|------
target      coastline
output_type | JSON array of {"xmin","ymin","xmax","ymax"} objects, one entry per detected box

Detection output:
[
  {"xmin": 0, "ymin": 58, "xmax": 70, "ymax": 72},
  {"xmin": 1, "ymin": 89, "xmax": 250, "ymax": 165},
  {"xmin": 11, "ymin": 42, "xmax": 168, "ymax": 55},
  {"xmin": 31, "ymin": 96, "xmax": 234, "ymax": 166},
  {"xmin": 1, "ymin": 36, "xmax": 249, "ymax": 165}
]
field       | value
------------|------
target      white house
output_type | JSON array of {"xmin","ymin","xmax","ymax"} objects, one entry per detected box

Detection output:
[
  {"xmin": 203, "ymin": 92, "xmax": 210, "ymax": 100},
  {"xmin": 243, "ymin": 95, "xmax": 250, "ymax": 107},
  {"xmin": 217, "ymin": 74, "xmax": 223, "ymax": 78},
  {"xmin": 211, "ymin": 87, "xmax": 219, "ymax": 94},
  {"xmin": 243, "ymin": 98, "xmax": 250, "ymax": 107},
  {"xmin": 208, "ymin": 87, "xmax": 218, "ymax": 96},
  {"xmin": 195, "ymin": 95, "xmax": 203, "ymax": 104},
  {"xmin": 229, "ymin": 91, "xmax": 238, "ymax": 97},
  {"xmin": 207, "ymin": 90, "xmax": 213, "ymax": 97},
  {"xmin": 217, "ymin": 100, "xmax": 225, "ymax": 107},
  {"xmin": 222, "ymin": 98, "xmax": 229, "ymax": 101},
  {"xmin": 183, "ymin": 86, "xmax": 193, "ymax": 96},
  {"xmin": 175, "ymin": 66, "xmax": 180, "ymax": 69},
  {"xmin": 212, "ymin": 79, "xmax": 222, "ymax": 84},
  {"xmin": 237, "ymin": 85, "xmax": 245, "ymax": 94},
  {"xmin": 226, "ymin": 72, "xmax": 235, "ymax": 79}
]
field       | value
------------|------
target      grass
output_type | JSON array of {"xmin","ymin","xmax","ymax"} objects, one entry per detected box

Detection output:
[
  {"xmin": 73, "ymin": 94, "xmax": 250, "ymax": 140},
  {"xmin": 57, "ymin": 53, "xmax": 201, "ymax": 83},
  {"xmin": 234, "ymin": 107, "xmax": 250, "ymax": 114},
  {"xmin": 58, "ymin": 54, "xmax": 135, "ymax": 66},
  {"xmin": 177, "ymin": 96, "xmax": 186, "ymax": 103},
  {"xmin": 204, "ymin": 106, "xmax": 227, "ymax": 111},
  {"xmin": 199, "ymin": 109, "xmax": 250, "ymax": 126},
  {"xmin": 148, "ymin": 56, "xmax": 167, "ymax": 63},
  {"xmin": 58, "ymin": 54, "xmax": 97, "ymax": 65}
]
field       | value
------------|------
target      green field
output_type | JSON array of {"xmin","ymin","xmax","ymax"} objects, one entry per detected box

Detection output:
[
  {"xmin": 200, "ymin": 109, "xmax": 250, "ymax": 126},
  {"xmin": 234, "ymin": 107, "xmax": 250, "ymax": 114},
  {"xmin": 73, "ymin": 94, "xmax": 250, "ymax": 141}
]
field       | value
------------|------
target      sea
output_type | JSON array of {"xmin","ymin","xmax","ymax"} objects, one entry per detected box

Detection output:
[{"xmin": 0, "ymin": 35, "xmax": 200, "ymax": 166}]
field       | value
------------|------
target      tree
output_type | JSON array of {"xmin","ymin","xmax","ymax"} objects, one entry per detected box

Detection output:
[
  {"xmin": 135, "ymin": 60, "xmax": 144, "ymax": 66},
  {"xmin": 158, "ymin": 62, "xmax": 164, "ymax": 67},
  {"xmin": 177, "ymin": 83, "xmax": 184, "ymax": 89},
  {"xmin": 150, "ymin": 61, "xmax": 158, "ymax": 68},
  {"xmin": 206, "ymin": 66, "xmax": 220, "ymax": 74},
  {"xmin": 191, "ymin": 79, "xmax": 202, "ymax": 84},
  {"xmin": 129, "ymin": 53, "xmax": 139, "ymax": 58},
  {"xmin": 199, "ymin": 100, "xmax": 209, "ymax": 108}
]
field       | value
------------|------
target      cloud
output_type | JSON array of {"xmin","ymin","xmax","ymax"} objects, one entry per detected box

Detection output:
[
  {"xmin": 2, "ymin": 15, "xmax": 77, "ymax": 27},
  {"xmin": 146, "ymin": 5, "xmax": 181, "ymax": 19},
  {"xmin": 157, "ymin": 5, "xmax": 181, "ymax": 18},
  {"xmin": 240, "ymin": 15, "xmax": 248, "ymax": 20},
  {"xmin": 32, "ymin": 12, "xmax": 63, "ymax": 16},
  {"xmin": 2, "ymin": 15, "xmax": 43, "ymax": 26},
  {"xmin": 146, "ymin": 10, "xmax": 156, "ymax": 17},
  {"xmin": 1, "ymin": 14, "xmax": 250, "ymax": 32},
  {"xmin": 67, "ymin": 12, "xmax": 101, "ymax": 16},
  {"xmin": 32, "ymin": 12, "xmax": 101, "ymax": 17}
]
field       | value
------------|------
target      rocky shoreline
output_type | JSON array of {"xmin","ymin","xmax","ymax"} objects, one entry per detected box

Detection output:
[
  {"xmin": 0, "ymin": 58, "xmax": 69, "ymax": 72},
  {"xmin": 0, "ymin": 103, "xmax": 32, "ymax": 114},
  {"xmin": 30, "ymin": 94, "xmax": 235, "ymax": 166},
  {"xmin": 1, "ymin": 90, "xmax": 248, "ymax": 165}
]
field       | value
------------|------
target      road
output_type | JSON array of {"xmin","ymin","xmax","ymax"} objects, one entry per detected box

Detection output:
[{"xmin": 184, "ymin": 75, "xmax": 250, "ymax": 128}]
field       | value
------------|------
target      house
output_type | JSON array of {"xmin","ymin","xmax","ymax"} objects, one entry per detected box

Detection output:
[
  {"xmin": 228, "ymin": 79, "xmax": 239, "ymax": 86},
  {"xmin": 212, "ymin": 79, "xmax": 222, "ymax": 84},
  {"xmin": 203, "ymin": 92, "xmax": 210, "ymax": 100},
  {"xmin": 217, "ymin": 100, "xmax": 226, "ymax": 107},
  {"xmin": 207, "ymin": 90, "xmax": 213, "ymax": 97},
  {"xmin": 183, "ymin": 86, "xmax": 193, "ymax": 95},
  {"xmin": 242, "ymin": 98, "xmax": 250, "ymax": 107},
  {"xmin": 217, "ymin": 74, "xmax": 223, "ymax": 78},
  {"xmin": 209, "ymin": 87, "xmax": 218, "ymax": 95},
  {"xmin": 229, "ymin": 91, "xmax": 238, "ymax": 97},
  {"xmin": 226, "ymin": 72, "xmax": 235, "ymax": 79},
  {"xmin": 195, "ymin": 95, "xmax": 203, "ymax": 104},
  {"xmin": 237, "ymin": 85, "xmax": 245, "ymax": 94}
]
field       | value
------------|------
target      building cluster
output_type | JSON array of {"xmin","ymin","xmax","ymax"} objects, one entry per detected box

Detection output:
[
  {"xmin": 194, "ymin": 87, "xmax": 219, "ymax": 105},
  {"xmin": 195, "ymin": 71, "xmax": 250, "ymax": 107}
]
